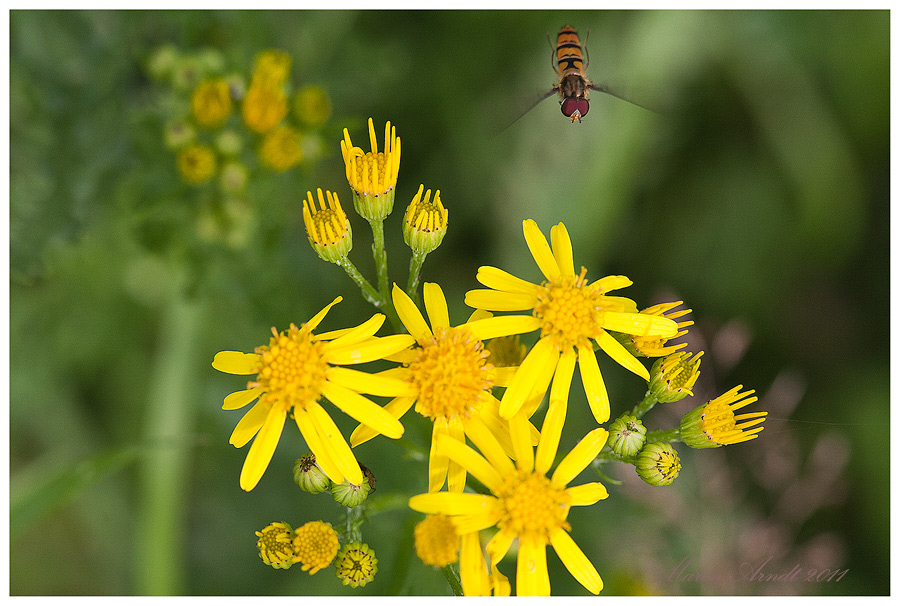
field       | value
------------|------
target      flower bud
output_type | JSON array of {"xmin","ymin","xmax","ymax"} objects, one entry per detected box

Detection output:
[
  {"xmin": 679, "ymin": 385, "xmax": 766, "ymax": 448},
  {"xmin": 335, "ymin": 542, "xmax": 378, "ymax": 588},
  {"xmin": 634, "ymin": 442, "xmax": 681, "ymax": 487},
  {"xmin": 331, "ymin": 471, "xmax": 373, "ymax": 507},
  {"xmin": 293, "ymin": 453, "xmax": 332, "ymax": 494},
  {"xmin": 403, "ymin": 184, "xmax": 448, "ymax": 255},
  {"xmin": 607, "ymin": 415, "xmax": 647, "ymax": 458},
  {"xmin": 649, "ymin": 351, "xmax": 703, "ymax": 403},
  {"xmin": 255, "ymin": 521, "xmax": 295, "ymax": 569}
]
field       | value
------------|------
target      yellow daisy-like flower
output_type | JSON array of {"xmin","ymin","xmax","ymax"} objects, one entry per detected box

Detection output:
[
  {"xmin": 628, "ymin": 301, "xmax": 693, "ymax": 357},
  {"xmin": 176, "ymin": 143, "xmax": 216, "ymax": 184},
  {"xmin": 212, "ymin": 297, "xmax": 416, "ymax": 491},
  {"xmin": 292, "ymin": 521, "xmax": 340, "ymax": 574},
  {"xmin": 350, "ymin": 283, "xmax": 539, "ymax": 492},
  {"xmin": 260, "ymin": 124, "xmax": 303, "ymax": 172},
  {"xmin": 256, "ymin": 522, "xmax": 295, "ymax": 569},
  {"xmin": 335, "ymin": 542, "xmax": 378, "ymax": 588},
  {"xmin": 242, "ymin": 82, "xmax": 288, "ymax": 134},
  {"xmin": 409, "ymin": 414, "xmax": 610, "ymax": 596},
  {"xmin": 465, "ymin": 219, "xmax": 678, "ymax": 458},
  {"xmin": 340, "ymin": 117, "xmax": 400, "ymax": 221},
  {"xmin": 680, "ymin": 385, "xmax": 767, "ymax": 448},
  {"xmin": 191, "ymin": 77, "xmax": 232, "ymax": 128}
]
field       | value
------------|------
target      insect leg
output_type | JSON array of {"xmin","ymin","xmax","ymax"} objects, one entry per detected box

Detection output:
[{"xmin": 547, "ymin": 33, "xmax": 560, "ymax": 76}]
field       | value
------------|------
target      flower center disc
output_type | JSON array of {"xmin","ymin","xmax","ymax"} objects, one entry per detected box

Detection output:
[
  {"xmin": 252, "ymin": 324, "xmax": 328, "ymax": 412},
  {"xmin": 533, "ymin": 270, "xmax": 604, "ymax": 351},
  {"xmin": 408, "ymin": 326, "xmax": 494, "ymax": 421},
  {"xmin": 497, "ymin": 470, "xmax": 570, "ymax": 540}
]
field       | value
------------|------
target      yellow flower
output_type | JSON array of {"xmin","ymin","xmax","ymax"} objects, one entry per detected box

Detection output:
[
  {"xmin": 252, "ymin": 49, "xmax": 292, "ymax": 87},
  {"xmin": 255, "ymin": 522, "xmax": 295, "ymax": 569},
  {"xmin": 212, "ymin": 297, "xmax": 416, "ymax": 491},
  {"xmin": 679, "ymin": 385, "xmax": 767, "ymax": 448},
  {"xmin": 242, "ymin": 82, "xmax": 288, "ymax": 134},
  {"xmin": 303, "ymin": 189, "xmax": 352, "ymax": 263},
  {"xmin": 465, "ymin": 219, "xmax": 678, "ymax": 461},
  {"xmin": 292, "ymin": 521, "xmax": 339, "ymax": 574},
  {"xmin": 350, "ymin": 283, "xmax": 538, "ymax": 492},
  {"xmin": 294, "ymin": 85, "xmax": 332, "ymax": 128},
  {"xmin": 191, "ymin": 78, "xmax": 232, "ymax": 128},
  {"xmin": 335, "ymin": 542, "xmax": 378, "ymax": 588},
  {"xmin": 260, "ymin": 124, "xmax": 303, "ymax": 171},
  {"xmin": 414, "ymin": 514, "xmax": 459, "ymax": 568},
  {"xmin": 628, "ymin": 301, "xmax": 693, "ymax": 357},
  {"xmin": 340, "ymin": 117, "xmax": 400, "ymax": 220},
  {"xmin": 176, "ymin": 143, "xmax": 216, "ymax": 184},
  {"xmin": 409, "ymin": 414, "xmax": 610, "ymax": 596},
  {"xmin": 649, "ymin": 351, "xmax": 703, "ymax": 403}
]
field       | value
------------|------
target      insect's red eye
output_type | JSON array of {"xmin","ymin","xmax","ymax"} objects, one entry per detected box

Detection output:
[
  {"xmin": 560, "ymin": 97, "xmax": 579, "ymax": 117},
  {"xmin": 575, "ymin": 98, "xmax": 590, "ymax": 117}
]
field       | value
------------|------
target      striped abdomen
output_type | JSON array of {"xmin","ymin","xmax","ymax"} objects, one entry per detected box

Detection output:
[{"xmin": 556, "ymin": 25, "xmax": 585, "ymax": 78}]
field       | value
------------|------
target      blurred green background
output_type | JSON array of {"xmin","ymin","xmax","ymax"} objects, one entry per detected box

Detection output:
[{"xmin": 10, "ymin": 10, "xmax": 889, "ymax": 596}]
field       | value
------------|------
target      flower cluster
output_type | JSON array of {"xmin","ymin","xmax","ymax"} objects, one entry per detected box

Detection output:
[
  {"xmin": 146, "ymin": 46, "xmax": 332, "ymax": 249},
  {"xmin": 213, "ymin": 117, "xmax": 767, "ymax": 595}
]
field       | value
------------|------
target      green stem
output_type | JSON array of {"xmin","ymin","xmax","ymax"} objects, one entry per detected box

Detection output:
[
  {"xmin": 368, "ymin": 218, "xmax": 390, "ymax": 303},
  {"xmin": 442, "ymin": 564, "xmax": 464, "ymax": 596},
  {"xmin": 630, "ymin": 390, "xmax": 659, "ymax": 419},
  {"xmin": 646, "ymin": 428, "xmax": 682, "ymax": 443},
  {"xmin": 336, "ymin": 257, "xmax": 400, "ymax": 330},
  {"xmin": 136, "ymin": 286, "xmax": 204, "ymax": 595},
  {"xmin": 406, "ymin": 251, "xmax": 427, "ymax": 300}
]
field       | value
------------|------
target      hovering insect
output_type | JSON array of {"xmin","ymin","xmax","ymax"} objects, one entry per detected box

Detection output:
[{"xmin": 509, "ymin": 25, "xmax": 653, "ymax": 127}]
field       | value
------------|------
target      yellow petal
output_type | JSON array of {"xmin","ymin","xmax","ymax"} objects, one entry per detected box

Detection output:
[
  {"xmin": 523, "ymin": 219, "xmax": 560, "ymax": 283},
  {"xmin": 306, "ymin": 400, "xmax": 363, "ymax": 485},
  {"xmin": 408, "ymin": 491, "xmax": 497, "ymax": 516},
  {"xmin": 474, "ymin": 395, "xmax": 518, "ymax": 459},
  {"xmin": 493, "ymin": 366, "xmax": 518, "ymax": 387},
  {"xmin": 447, "ymin": 417, "xmax": 467, "ymax": 493},
  {"xmin": 326, "ymin": 313, "xmax": 385, "ymax": 347},
  {"xmin": 460, "ymin": 533, "xmax": 491, "ymax": 596},
  {"xmin": 325, "ymin": 334, "xmax": 416, "ymax": 365},
  {"xmin": 595, "ymin": 330, "xmax": 649, "ymax": 380},
  {"xmin": 566, "ymin": 482, "xmax": 609, "ymax": 506},
  {"xmin": 212, "ymin": 351, "xmax": 260, "ymax": 375},
  {"xmin": 326, "ymin": 366, "xmax": 418, "ymax": 397},
  {"xmin": 429, "ymin": 421, "xmax": 450, "ymax": 492},
  {"xmin": 509, "ymin": 410, "xmax": 534, "ymax": 472},
  {"xmin": 486, "ymin": 529, "xmax": 515, "ymax": 566},
  {"xmin": 476, "ymin": 265, "xmax": 539, "ymax": 295},
  {"xmin": 499, "ymin": 338, "xmax": 558, "ymax": 419},
  {"xmin": 549, "ymin": 222, "xmax": 575, "ymax": 278},
  {"xmin": 435, "ymin": 433, "xmax": 503, "ymax": 492},
  {"xmin": 350, "ymin": 396, "xmax": 415, "ymax": 447},
  {"xmin": 393, "ymin": 283, "xmax": 431, "ymax": 340},
  {"xmin": 229, "ymin": 400, "xmax": 270, "ymax": 447},
  {"xmin": 423, "ymin": 282, "xmax": 450, "ymax": 330},
  {"xmin": 465, "ymin": 289, "xmax": 537, "ymax": 312},
  {"xmin": 577, "ymin": 345, "xmax": 610, "ymax": 423},
  {"xmin": 223, "ymin": 387, "xmax": 263, "ymax": 410},
  {"xmin": 294, "ymin": 408, "xmax": 344, "ymax": 484},
  {"xmin": 535, "ymin": 349, "xmax": 576, "ymax": 474},
  {"xmin": 465, "ymin": 315, "xmax": 541, "ymax": 341},
  {"xmin": 589, "ymin": 275, "xmax": 632, "ymax": 294},
  {"xmin": 306, "ymin": 296, "xmax": 343, "ymax": 331},
  {"xmin": 549, "ymin": 527, "xmax": 603, "ymax": 595},
  {"xmin": 464, "ymin": 413, "xmax": 515, "ymax": 477},
  {"xmin": 320, "ymin": 381, "xmax": 404, "ymax": 439},
  {"xmin": 552, "ymin": 428, "xmax": 609, "ymax": 487},
  {"xmin": 467, "ymin": 308, "xmax": 493, "ymax": 322},
  {"xmin": 239, "ymin": 405, "xmax": 286, "ymax": 491},
  {"xmin": 516, "ymin": 533, "xmax": 550, "ymax": 596},
  {"xmin": 603, "ymin": 311, "xmax": 678, "ymax": 338},
  {"xmin": 451, "ymin": 511, "xmax": 501, "ymax": 535}
]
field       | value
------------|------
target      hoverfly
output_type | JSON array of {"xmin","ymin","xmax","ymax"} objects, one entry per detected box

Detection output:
[{"xmin": 505, "ymin": 25, "xmax": 654, "ymax": 128}]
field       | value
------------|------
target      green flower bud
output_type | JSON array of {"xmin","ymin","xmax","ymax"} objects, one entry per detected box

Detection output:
[
  {"xmin": 215, "ymin": 130, "xmax": 244, "ymax": 157},
  {"xmin": 607, "ymin": 415, "xmax": 647, "ymax": 458},
  {"xmin": 293, "ymin": 453, "xmax": 332, "ymax": 494},
  {"xmin": 635, "ymin": 442, "xmax": 681, "ymax": 487},
  {"xmin": 331, "ymin": 466, "xmax": 374, "ymax": 507}
]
